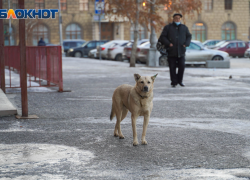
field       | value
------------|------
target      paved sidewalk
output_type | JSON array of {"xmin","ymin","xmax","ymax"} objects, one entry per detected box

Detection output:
[
  {"xmin": 0, "ymin": 57, "xmax": 250, "ymax": 179},
  {"xmin": 0, "ymin": 89, "xmax": 17, "ymax": 117}
]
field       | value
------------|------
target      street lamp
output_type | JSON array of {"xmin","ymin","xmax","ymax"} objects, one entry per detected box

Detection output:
[{"xmin": 147, "ymin": 0, "xmax": 159, "ymax": 67}]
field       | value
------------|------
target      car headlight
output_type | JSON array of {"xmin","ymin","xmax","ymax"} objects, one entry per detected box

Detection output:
[{"xmin": 69, "ymin": 48, "xmax": 74, "ymax": 52}]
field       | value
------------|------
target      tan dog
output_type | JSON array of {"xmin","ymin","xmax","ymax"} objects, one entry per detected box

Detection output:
[{"xmin": 110, "ymin": 73, "xmax": 158, "ymax": 146}]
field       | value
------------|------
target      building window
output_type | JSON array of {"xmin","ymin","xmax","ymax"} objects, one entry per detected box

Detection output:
[
  {"xmin": 32, "ymin": 24, "xmax": 49, "ymax": 45},
  {"xmin": 221, "ymin": 22, "xmax": 236, "ymax": 40},
  {"xmin": 79, "ymin": 0, "xmax": 88, "ymax": 11},
  {"xmin": 66, "ymin": 24, "xmax": 82, "ymax": 39},
  {"xmin": 13, "ymin": 0, "xmax": 18, "ymax": 10},
  {"xmin": 61, "ymin": 0, "xmax": 67, "ymax": 11},
  {"xmin": 130, "ymin": 25, "xmax": 146, "ymax": 40},
  {"xmin": 192, "ymin": 23, "xmax": 206, "ymax": 42},
  {"xmin": 3, "ymin": 25, "xmax": 15, "ymax": 46},
  {"xmin": 204, "ymin": 0, "xmax": 213, "ymax": 11},
  {"xmin": 35, "ymin": 0, "xmax": 45, "ymax": 9},
  {"xmin": 225, "ymin": 0, "xmax": 233, "ymax": 10}
]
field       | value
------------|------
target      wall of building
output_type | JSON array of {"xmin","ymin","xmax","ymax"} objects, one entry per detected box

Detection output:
[{"xmin": 184, "ymin": 0, "xmax": 249, "ymax": 41}]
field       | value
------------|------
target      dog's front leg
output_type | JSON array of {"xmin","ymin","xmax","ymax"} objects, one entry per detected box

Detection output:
[
  {"xmin": 131, "ymin": 114, "xmax": 139, "ymax": 146},
  {"xmin": 141, "ymin": 114, "xmax": 150, "ymax": 145}
]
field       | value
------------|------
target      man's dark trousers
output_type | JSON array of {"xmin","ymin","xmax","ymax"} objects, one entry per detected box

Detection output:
[{"xmin": 168, "ymin": 56, "xmax": 185, "ymax": 85}]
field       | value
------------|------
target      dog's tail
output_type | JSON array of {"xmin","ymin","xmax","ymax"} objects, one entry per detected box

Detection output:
[{"xmin": 110, "ymin": 105, "xmax": 115, "ymax": 121}]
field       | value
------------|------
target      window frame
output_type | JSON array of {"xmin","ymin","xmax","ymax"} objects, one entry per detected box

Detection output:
[
  {"xmin": 65, "ymin": 23, "xmax": 82, "ymax": 39},
  {"xmin": 204, "ymin": 0, "xmax": 213, "ymax": 11},
  {"xmin": 225, "ymin": 0, "xmax": 233, "ymax": 10},
  {"xmin": 61, "ymin": 0, "xmax": 67, "ymax": 11},
  {"xmin": 79, "ymin": 0, "xmax": 88, "ymax": 11},
  {"xmin": 35, "ymin": 0, "xmax": 45, "ymax": 10},
  {"xmin": 192, "ymin": 22, "xmax": 207, "ymax": 42},
  {"xmin": 221, "ymin": 22, "xmax": 236, "ymax": 40},
  {"xmin": 32, "ymin": 24, "xmax": 49, "ymax": 46}
]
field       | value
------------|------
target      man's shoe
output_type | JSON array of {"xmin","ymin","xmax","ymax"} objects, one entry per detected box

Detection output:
[
  {"xmin": 171, "ymin": 85, "xmax": 176, "ymax": 88},
  {"xmin": 179, "ymin": 82, "xmax": 185, "ymax": 87}
]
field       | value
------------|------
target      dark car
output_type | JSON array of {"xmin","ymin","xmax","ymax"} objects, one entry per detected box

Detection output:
[
  {"xmin": 216, "ymin": 40, "xmax": 249, "ymax": 57},
  {"xmin": 67, "ymin": 40, "xmax": 109, "ymax": 57},
  {"xmin": 63, "ymin": 39, "xmax": 86, "ymax": 53}
]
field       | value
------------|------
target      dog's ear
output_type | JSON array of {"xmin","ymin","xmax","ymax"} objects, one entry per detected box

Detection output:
[
  {"xmin": 134, "ymin": 74, "xmax": 141, "ymax": 81},
  {"xmin": 151, "ymin": 73, "xmax": 158, "ymax": 82}
]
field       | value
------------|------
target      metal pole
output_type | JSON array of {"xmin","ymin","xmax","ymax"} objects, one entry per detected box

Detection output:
[
  {"xmin": 58, "ymin": 0, "xmax": 63, "ymax": 50},
  {"xmin": 99, "ymin": 14, "xmax": 101, "ymax": 60},
  {"xmin": 147, "ymin": 0, "xmax": 159, "ymax": 67},
  {"xmin": 19, "ymin": 0, "xmax": 28, "ymax": 117},
  {"xmin": 8, "ymin": 0, "xmax": 12, "ymax": 46},
  {"xmin": 0, "ymin": 0, "xmax": 6, "ymax": 93}
]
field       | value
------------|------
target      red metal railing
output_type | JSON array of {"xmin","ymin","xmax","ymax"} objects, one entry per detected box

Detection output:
[{"xmin": 0, "ymin": 46, "xmax": 63, "ymax": 92}]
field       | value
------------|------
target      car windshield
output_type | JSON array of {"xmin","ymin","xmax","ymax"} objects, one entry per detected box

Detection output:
[
  {"xmin": 138, "ymin": 42, "xmax": 150, "ymax": 47},
  {"xmin": 126, "ymin": 42, "xmax": 133, "ymax": 47},
  {"xmin": 194, "ymin": 41, "xmax": 205, "ymax": 48},
  {"xmin": 215, "ymin": 41, "xmax": 226, "ymax": 47},
  {"xmin": 81, "ymin": 41, "xmax": 89, "ymax": 47},
  {"xmin": 220, "ymin": 42, "xmax": 230, "ymax": 47}
]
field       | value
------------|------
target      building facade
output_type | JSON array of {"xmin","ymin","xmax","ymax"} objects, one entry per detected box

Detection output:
[
  {"xmin": 2, "ymin": 0, "xmax": 248, "ymax": 46},
  {"xmin": 184, "ymin": 0, "xmax": 249, "ymax": 42},
  {"xmin": 2, "ymin": 0, "xmax": 149, "ymax": 46}
]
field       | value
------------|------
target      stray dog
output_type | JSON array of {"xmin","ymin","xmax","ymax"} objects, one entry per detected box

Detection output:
[{"xmin": 110, "ymin": 73, "xmax": 158, "ymax": 146}]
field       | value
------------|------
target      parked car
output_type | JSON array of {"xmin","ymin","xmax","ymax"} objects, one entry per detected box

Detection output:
[
  {"xmin": 123, "ymin": 39, "xmax": 149, "ymax": 60},
  {"xmin": 63, "ymin": 39, "xmax": 85, "ymax": 53},
  {"xmin": 97, "ymin": 40, "xmax": 129, "ymax": 59},
  {"xmin": 88, "ymin": 49, "xmax": 97, "ymax": 58},
  {"xmin": 216, "ymin": 40, "xmax": 249, "ymax": 57},
  {"xmin": 46, "ymin": 43, "xmax": 56, "ymax": 46},
  {"xmin": 67, "ymin": 40, "xmax": 109, "ymax": 57},
  {"xmin": 203, "ymin": 40, "xmax": 222, "ymax": 49},
  {"xmin": 135, "ymin": 41, "xmax": 151, "ymax": 63},
  {"xmin": 107, "ymin": 41, "xmax": 130, "ymax": 61},
  {"xmin": 185, "ymin": 40, "xmax": 230, "ymax": 63},
  {"xmin": 158, "ymin": 40, "xmax": 230, "ymax": 66},
  {"xmin": 244, "ymin": 48, "xmax": 250, "ymax": 58}
]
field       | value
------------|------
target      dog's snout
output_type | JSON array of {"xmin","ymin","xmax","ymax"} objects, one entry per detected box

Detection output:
[{"xmin": 144, "ymin": 86, "xmax": 148, "ymax": 91}]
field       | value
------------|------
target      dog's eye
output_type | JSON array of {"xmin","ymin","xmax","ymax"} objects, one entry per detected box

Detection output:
[
  {"xmin": 140, "ymin": 81, "xmax": 144, "ymax": 83},
  {"xmin": 148, "ymin": 81, "xmax": 150, "ymax": 84}
]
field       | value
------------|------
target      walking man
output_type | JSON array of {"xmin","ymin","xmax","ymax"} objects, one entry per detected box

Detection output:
[
  {"xmin": 160, "ymin": 13, "xmax": 192, "ymax": 87},
  {"xmin": 38, "ymin": 37, "xmax": 46, "ymax": 46}
]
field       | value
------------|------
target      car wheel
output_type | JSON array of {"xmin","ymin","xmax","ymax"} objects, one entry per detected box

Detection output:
[
  {"xmin": 74, "ymin": 52, "xmax": 82, "ymax": 58},
  {"xmin": 159, "ymin": 55, "xmax": 169, "ymax": 66},
  {"xmin": 212, "ymin": 55, "xmax": 223, "ymax": 61},
  {"xmin": 115, "ymin": 54, "xmax": 123, "ymax": 61}
]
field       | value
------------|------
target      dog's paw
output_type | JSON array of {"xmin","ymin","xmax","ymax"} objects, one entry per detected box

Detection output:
[
  {"xmin": 119, "ymin": 135, "xmax": 125, "ymax": 139},
  {"xmin": 114, "ymin": 133, "xmax": 119, "ymax": 137},
  {"xmin": 133, "ymin": 141, "xmax": 139, "ymax": 146},
  {"xmin": 141, "ymin": 140, "xmax": 147, "ymax": 145}
]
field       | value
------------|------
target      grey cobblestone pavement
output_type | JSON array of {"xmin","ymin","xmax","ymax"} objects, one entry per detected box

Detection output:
[{"xmin": 0, "ymin": 58, "xmax": 250, "ymax": 179}]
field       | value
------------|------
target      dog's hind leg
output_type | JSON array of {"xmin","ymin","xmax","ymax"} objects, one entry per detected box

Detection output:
[
  {"xmin": 114, "ymin": 106, "xmax": 128, "ymax": 137},
  {"xmin": 115, "ymin": 110, "xmax": 125, "ymax": 139},
  {"xmin": 121, "ymin": 106, "xmax": 128, "ymax": 122}
]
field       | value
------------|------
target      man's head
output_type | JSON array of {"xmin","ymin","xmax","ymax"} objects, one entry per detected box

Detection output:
[
  {"xmin": 173, "ymin": 13, "xmax": 182, "ymax": 23},
  {"xmin": 40, "ymin": 38, "xmax": 43, "ymax": 40}
]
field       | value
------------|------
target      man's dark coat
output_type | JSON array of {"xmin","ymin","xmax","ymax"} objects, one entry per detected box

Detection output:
[{"xmin": 160, "ymin": 22, "xmax": 192, "ymax": 57}]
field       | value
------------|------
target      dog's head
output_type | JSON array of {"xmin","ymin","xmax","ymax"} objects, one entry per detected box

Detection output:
[{"xmin": 134, "ymin": 73, "xmax": 158, "ymax": 93}]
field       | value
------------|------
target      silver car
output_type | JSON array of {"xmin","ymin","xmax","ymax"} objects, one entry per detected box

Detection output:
[
  {"xmin": 158, "ymin": 40, "xmax": 230, "ymax": 66},
  {"xmin": 88, "ymin": 49, "xmax": 97, "ymax": 58},
  {"xmin": 244, "ymin": 48, "xmax": 250, "ymax": 58}
]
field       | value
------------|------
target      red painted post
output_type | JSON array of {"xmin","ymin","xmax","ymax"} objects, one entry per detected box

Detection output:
[
  {"xmin": 46, "ymin": 47, "xmax": 51, "ymax": 86},
  {"xmin": 58, "ymin": 46, "xmax": 63, "ymax": 92},
  {"xmin": 19, "ymin": 0, "xmax": 28, "ymax": 117},
  {"xmin": 0, "ymin": 0, "xmax": 6, "ymax": 93}
]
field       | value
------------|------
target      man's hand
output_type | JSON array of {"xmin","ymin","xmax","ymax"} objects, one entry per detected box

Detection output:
[
  {"xmin": 183, "ymin": 45, "xmax": 186, "ymax": 47},
  {"xmin": 170, "ymin": 43, "xmax": 173, "ymax": 47}
]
